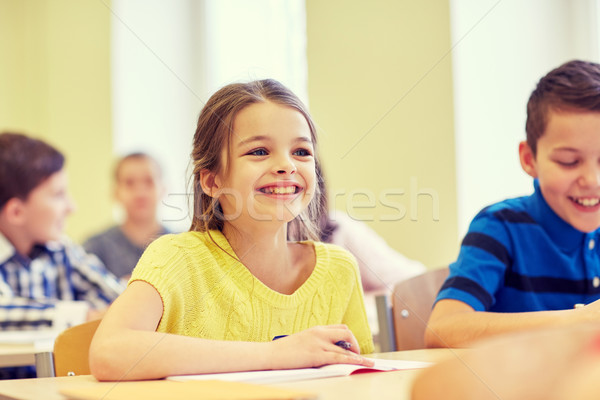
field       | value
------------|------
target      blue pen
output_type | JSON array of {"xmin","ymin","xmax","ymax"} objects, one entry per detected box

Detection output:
[
  {"xmin": 272, "ymin": 335, "xmax": 352, "ymax": 350},
  {"xmin": 334, "ymin": 340, "xmax": 352, "ymax": 350}
]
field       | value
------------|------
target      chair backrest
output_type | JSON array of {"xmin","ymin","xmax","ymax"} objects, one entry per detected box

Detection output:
[
  {"xmin": 375, "ymin": 267, "xmax": 450, "ymax": 352},
  {"xmin": 53, "ymin": 319, "xmax": 101, "ymax": 376},
  {"xmin": 390, "ymin": 267, "xmax": 449, "ymax": 351}
]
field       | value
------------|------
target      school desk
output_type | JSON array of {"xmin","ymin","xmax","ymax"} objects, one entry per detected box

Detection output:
[
  {"xmin": 0, "ymin": 343, "xmax": 38, "ymax": 369},
  {"xmin": 0, "ymin": 330, "xmax": 56, "ymax": 372},
  {"xmin": 0, "ymin": 348, "xmax": 463, "ymax": 400}
]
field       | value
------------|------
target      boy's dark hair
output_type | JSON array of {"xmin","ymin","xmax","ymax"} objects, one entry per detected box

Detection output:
[
  {"xmin": 113, "ymin": 152, "xmax": 162, "ymax": 182},
  {"xmin": 0, "ymin": 132, "xmax": 65, "ymax": 209},
  {"xmin": 526, "ymin": 60, "xmax": 600, "ymax": 155}
]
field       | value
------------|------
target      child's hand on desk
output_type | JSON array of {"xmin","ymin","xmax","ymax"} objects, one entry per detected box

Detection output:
[
  {"xmin": 572, "ymin": 299, "xmax": 600, "ymax": 323},
  {"xmin": 268, "ymin": 325, "xmax": 374, "ymax": 370}
]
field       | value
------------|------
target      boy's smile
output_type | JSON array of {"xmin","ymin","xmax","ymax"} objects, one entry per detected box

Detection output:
[{"xmin": 520, "ymin": 110, "xmax": 600, "ymax": 232}]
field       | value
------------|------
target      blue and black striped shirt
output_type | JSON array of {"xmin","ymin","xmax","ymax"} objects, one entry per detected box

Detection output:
[{"xmin": 436, "ymin": 180, "xmax": 600, "ymax": 312}]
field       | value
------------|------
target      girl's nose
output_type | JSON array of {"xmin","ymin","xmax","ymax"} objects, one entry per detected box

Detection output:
[{"xmin": 275, "ymin": 157, "xmax": 296, "ymax": 175}]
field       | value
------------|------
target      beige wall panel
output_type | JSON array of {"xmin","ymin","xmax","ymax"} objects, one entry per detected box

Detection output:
[
  {"xmin": 0, "ymin": 0, "xmax": 113, "ymax": 242},
  {"xmin": 306, "ymin": 0, "xmax": 458, "ymax": 268}
]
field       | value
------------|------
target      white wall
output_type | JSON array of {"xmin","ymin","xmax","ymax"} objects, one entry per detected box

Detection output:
[
  {"xmin": 111, "ymin": 0, "xmax": 205, "ymax": 232},
  {"xmin": 451, "ymin": 0, "xmax": 600, "ymax": 238},
  {"xmin": 110, "ymin": 0, "xmax": 306, "ymax": 232},
  {"xmin": 203, "ymin": 0, "xmax": 308, "ymax": 103}
]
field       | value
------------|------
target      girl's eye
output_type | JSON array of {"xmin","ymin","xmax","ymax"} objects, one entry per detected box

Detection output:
[
  {"xmin": 293, "ymin": 148, "xmax": 312, "ymax": 157},
  {"xmin": 248, "ymin": 148, "xmax": 268, "ymax": 156}
]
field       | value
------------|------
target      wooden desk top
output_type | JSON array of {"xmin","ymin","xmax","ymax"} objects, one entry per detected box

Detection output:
[
  {"xmin": 0, "ymin": 348, "xmax": 464, "ymax": 400},
  {"xmin": 0, "ymin": 330, "xmax": 56, "ymax": 368}
]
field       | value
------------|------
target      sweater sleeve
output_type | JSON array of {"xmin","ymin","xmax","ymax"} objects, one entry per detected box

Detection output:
[{"xmin": 325, "ymin": 244, "xmax": 374, "ymax": 354}]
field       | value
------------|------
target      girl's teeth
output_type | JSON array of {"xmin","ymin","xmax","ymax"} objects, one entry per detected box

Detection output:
[{"xmin": 265, "ymin": 186, "xmax": 296, "ymax": 194}]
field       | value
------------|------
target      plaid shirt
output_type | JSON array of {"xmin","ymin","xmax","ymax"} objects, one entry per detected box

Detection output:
[{"xmin": 0, "ymin": 232, "xmax": 124, "ymax": 330}]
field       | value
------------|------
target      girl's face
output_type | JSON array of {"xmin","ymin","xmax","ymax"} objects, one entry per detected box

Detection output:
[{"xmin": 214, "ymin": 101, "xmax": 316, "ymax": 228}]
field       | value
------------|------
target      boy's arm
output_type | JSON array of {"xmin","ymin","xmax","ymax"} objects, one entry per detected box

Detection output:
[
  {"xmin": 414, "ymin": 323, "xmax": 600, "ymax": 400},
  {"xmin": 65, "ymin": 241, "xmax": 125, "ymax": 309},
  {"xmin": 0, "ymin": 292, "xmax": 55, "ymax": 330},
  {"xmin": 425, "ymin": 298, "xmax": 600, "ymax": 348}
]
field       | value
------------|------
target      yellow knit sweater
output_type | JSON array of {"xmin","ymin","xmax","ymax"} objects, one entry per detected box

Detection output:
[{"xmin": 130, "ymin": 230, "xmax": 374, "ymax": 354}]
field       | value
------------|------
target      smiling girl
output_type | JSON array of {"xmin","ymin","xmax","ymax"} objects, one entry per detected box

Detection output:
[{"xmin": 89, "ymin": 79, "xmax": 374, "ymax": 381}]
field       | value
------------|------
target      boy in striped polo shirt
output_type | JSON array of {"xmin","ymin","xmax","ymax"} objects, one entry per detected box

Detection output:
[{"xmin": 427, "ymin": 60, "xmax": 600, "ymax": 348}]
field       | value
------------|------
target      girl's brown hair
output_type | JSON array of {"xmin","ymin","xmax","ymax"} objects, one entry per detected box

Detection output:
[{"xmin": 189, "ymin": 79, "xmax": 326, "ymax": 241}]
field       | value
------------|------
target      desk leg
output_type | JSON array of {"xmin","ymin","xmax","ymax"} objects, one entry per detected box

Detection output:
[
  {"xmin": 375, "ymin": 294, "xmax": 397, "ymax": 352},
  {"xmin": 35, "ymin": 352, "xmax": 56, "ymax": 377}
]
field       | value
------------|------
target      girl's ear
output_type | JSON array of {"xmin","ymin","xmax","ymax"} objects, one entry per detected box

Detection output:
[
  {"xmin": 519, "ymin": 141, "xmax": 538, "ymax": 178},
  {"xmin": 199, "ymin": 169, "xmax": 221, "ymax": 198}
]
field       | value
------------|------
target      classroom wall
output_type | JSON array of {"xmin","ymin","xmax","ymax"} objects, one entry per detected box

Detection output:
[
  {"xmin": 3, "ymin": 1, "xmax": 596, "ymax": 272},
  {"xmin": 451, "ymin": 0, "xmax": 600, "ymax": 238},
  {"xmin": 0, "ymin": 0, "xmax": 113, "ymax": 242},
  {"xmin": 305, "ymin": 1, "xmax": 458, "ymax": 268}
]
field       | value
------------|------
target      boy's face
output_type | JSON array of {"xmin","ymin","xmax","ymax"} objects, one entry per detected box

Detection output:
[
  {"xmin": 520, "ymin": 110, "xmax": 600, "ymax": 232},
  {"xmin": 115, "ymin": 157, "xmax": 164, "ymax": 223},
  {"xmin": 20, "ymin": 169, "xmax": 75, "ymax": 244}
]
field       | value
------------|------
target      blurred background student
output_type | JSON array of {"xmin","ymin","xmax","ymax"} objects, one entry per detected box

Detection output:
[
  {"xmin": 84, "ymin": 153, "xmax": 169, "ymax": 281},
  {"xmin": 318, "ymin": 178, "xmax": 426, "ymax": 294},
  {"xmin": 323, "ymin": 211, "xmax": 425, "ymax": 294},
  {"xmin": 0, "ymin": 132, "xmax": 123, "ymax": 378}
]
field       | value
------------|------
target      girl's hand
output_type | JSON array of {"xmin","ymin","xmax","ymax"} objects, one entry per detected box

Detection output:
[{"xmin": 267, "ymin": 325, "xmax": 374, "ymax": 370}]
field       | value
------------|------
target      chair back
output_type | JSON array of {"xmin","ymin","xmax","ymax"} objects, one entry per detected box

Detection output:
[
  {"xmin": 53, "ymin": 319, "xmax": 101, "ymax": 376},
  {"xmin": 390, "ymin": 267, "xmax": 449, "ymax": 351}
]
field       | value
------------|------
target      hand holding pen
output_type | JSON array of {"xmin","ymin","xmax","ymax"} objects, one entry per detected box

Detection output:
[
  {"xmin": 267, "ymin": 325, "xmax": 374, "ymax": 370},
  {"xmin": 274, "ymin": 335, "xmax": 352, "ymax": 351}
]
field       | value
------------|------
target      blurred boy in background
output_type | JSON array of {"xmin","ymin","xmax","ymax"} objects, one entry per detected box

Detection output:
[
  {"xmin": 0, "ymin": 132, "xmax": 123, "ymax": 378},
  {"xmin": 84, "ymin": 153, "xmax": 169, "ymax": 280}
]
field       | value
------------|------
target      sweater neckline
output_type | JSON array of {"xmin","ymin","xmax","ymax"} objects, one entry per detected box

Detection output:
[{"xmin": 208, "ymin": 230, "xmax": 326, "ymax": 305}]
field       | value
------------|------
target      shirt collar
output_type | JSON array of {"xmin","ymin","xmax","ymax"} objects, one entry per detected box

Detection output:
[
  {"xmin": 0, "ymin": 232, "xmax": 16, "ymax": 265},
  {"xmin": 527, "ymin": 179, "xmax": 597, "ymax": 251},
  {"xmin": 0, "ymin": 231, "xmax": 59, "ymax": 264}
]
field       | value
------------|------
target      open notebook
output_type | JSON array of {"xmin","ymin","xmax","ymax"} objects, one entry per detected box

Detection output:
[{"xmin": 167, "ymin": 357, "xmax": 431, "ymax": 384}]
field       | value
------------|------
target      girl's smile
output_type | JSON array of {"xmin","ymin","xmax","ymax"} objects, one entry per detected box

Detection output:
[
  {"xmin": 213, "ymin": 100, "xmax": 316, "ymax": 225},
  {"xmin": 257, "ymin": 182, "xmax": 303, "ymax": 197}
]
